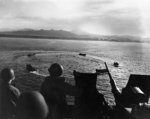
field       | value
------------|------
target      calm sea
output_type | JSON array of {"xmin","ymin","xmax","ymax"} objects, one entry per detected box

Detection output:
[{"xmin": 0, "ymin": 37, "xmax": 150, "ymax": 89}]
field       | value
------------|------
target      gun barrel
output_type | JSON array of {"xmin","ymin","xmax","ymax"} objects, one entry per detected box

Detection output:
[
  {"xmin": 104, "ymin": 62, "xmax": 112, "ymax": 80},
  {"xmin": 104, "ymin": 62, "xmax": 118, "ymax": 91}
]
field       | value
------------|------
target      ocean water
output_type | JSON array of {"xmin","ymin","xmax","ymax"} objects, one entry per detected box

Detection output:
[
  {"xmin": 0, "ymin": 37, "xmax": 150, "ymax": 82},
  {"xmin": 0, "ymin": 37, "xmax": 150, "ymax": 103},
  {"xmin": 45, "ymin": 40, "xmax": 150, "ymax": 89}
]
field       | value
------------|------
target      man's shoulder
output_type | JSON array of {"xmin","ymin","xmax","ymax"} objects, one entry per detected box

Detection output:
[
  {"xmin": 9, "ymin": 85, "xmax": 20, "ymax": 96},
  {"xmin": 55, "ymin": 77, "xmax": 65, "ymax": 82},
  {"xmin": 44, "ymin": 76, "xmax": 65, "ymax": 82}
]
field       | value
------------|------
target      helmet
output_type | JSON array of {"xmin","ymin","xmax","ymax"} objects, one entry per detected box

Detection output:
[
  {"xmin": 16, "ymin": 91, "xmax": 49, "ymax": 119},
  {"xmin": 48, "ymin": 63, "xmax": 63, "ymax": 77},
  {"xmin": 0, "ymin": 68, "xmax": 15, "ymax": 83}
]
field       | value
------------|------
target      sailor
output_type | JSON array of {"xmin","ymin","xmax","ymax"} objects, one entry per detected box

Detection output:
[
  {"xmin": 110, "ymin": 77, "xmax": 148, "ymax": 107},
  {"xmin": 40, "ymin": 63, "xmax": 82, "ymax": 119},
  {"xmin": 0, "ymin": 68, "xmax": 20, "ymax": 119}
]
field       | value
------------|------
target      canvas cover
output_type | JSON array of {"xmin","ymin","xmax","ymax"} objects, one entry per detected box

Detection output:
[
  {"xmin": 126, "ymin": 74, "xmax": 150, "ymax": 96},
  {"xmin": 73, "ymin": 70, "xmax": 97, "ymax": 89},
  {"xmin": 73, "ymin": 70, "xmax": 110, "ymax": 119}
]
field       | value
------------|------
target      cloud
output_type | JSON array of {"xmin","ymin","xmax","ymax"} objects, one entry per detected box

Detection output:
[
  {"xmin": 0, "ymin": 0, "xmax": 56, "ymax": 18},
  {"xmin": 0, "ymin": 0, "xmax": 87, "ymax": 31},
  {"xmin": 80, "ymin": 0, "xmax": 143, "ymax": 36},
  {"xmin": 100, "ymin": 8, "xmax": 143, "ymax": 36},
  {"xmin": 101, "ymin": 15, "xmax": 142, "ymax": 36},
  {"xmin": 0, "ymin": 0, "xmax": 148, "ymax": 37}
]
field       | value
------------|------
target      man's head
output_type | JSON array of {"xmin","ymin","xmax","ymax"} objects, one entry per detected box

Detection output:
[
  {"xmin": 0, "ymin": 68, "xmax": 15, "ymax": 83},
  {"xmin": 48, "ymin": 63, "xmax": 63, "ymax": 78}
]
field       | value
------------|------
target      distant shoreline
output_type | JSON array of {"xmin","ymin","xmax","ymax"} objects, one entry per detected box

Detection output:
[
  {"xmin": 0, "ymin": 34, "xmax": 143, "ymax": 43},
  {"xmin": 0, "ymin": 33, "xmax": 98, "ymax": 41}
]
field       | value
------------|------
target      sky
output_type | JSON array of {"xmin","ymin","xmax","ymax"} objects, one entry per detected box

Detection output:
[{"xmin": 0, "ymin": 0, "xmax": 150, "ymax": 37}]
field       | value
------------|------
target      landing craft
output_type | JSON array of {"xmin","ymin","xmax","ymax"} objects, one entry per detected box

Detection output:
[
  {"xmin": 113, "ymin": 62, "xmax": 119, "ymax": 67},
  {"xmin": 26, "ymin": 64, "xmax": 37, "ymax": 72},
  {"xmin": 79, "ymin": 53, "xmax": 86, "ymax": 56},
  {"xmin": 96, "ymin": 69, "xmax": 108, "ymax": 74},
  {"xmin": 27, "ymin": 53, "xmax": 36, "ymax": 57}
]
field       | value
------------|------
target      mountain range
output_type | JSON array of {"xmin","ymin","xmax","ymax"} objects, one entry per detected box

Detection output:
[{"xmin": 0, "ymin": 29, "xmax": 142, "ymax": 42}]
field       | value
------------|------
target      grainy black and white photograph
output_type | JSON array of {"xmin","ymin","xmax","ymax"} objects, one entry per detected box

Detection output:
[{"xmin": 0, "ymin": 0, "xmax": 150, "ymax": 119}]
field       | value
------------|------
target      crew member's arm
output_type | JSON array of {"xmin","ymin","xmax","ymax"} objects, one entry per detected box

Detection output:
[{"xmin": 57, "ymin": 77, "xmax": 82, "ymax": 97}]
